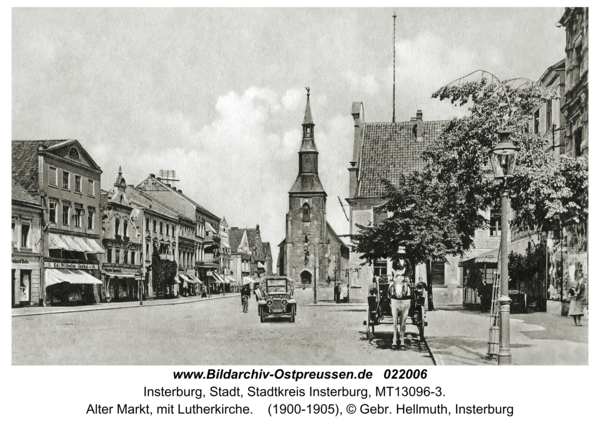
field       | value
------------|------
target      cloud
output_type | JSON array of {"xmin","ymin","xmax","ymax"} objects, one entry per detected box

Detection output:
[
  {"xmin": 346, "ymin": 70, "xmax": 381, "ymax": 95},
  {"xmin": 282, "ymin": 88, "xmax": 304, "ymax": 110}
]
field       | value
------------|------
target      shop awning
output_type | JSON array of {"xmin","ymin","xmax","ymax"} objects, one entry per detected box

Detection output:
[
  {"xmin": 47, "ymin": 234, "xmax": 105, "ymax": 254},
  {"xmin": 459, "ymin": 249, "xmax": 499, "ymax": 267},
  {"xmin": 45, "ymin": 269, "xmax": 103, "ymax": 286},
  {"xmin": 257, "ymin": 262, "xmax": 265, "ymax": 269},
  {"xmin": 187, "ymin": 274, "xmax": 202, "ymax": 284},
  {"xmin": 226, "ymin": 276, "xmax": 237, "ymax": 284},
  {"xmin": 179, "ymin": 274, "xmax": 193, "ymax": 283},
  {"xmin": 86, "ymin": 238, "xmax": 106, "ymax": 254},
  {"xmin": 206, "ymin": 222, "xmax": 217, "ymax": 234},
  {"xmin": 72, "ymin": 237, "xmax": 95, "ymax": 253},
  {"xmin": 243, "ymin": 276, "xmax": 258, "ymax": 286},
  {"xmin": 222, "ymin": 240, "xmax": 230, "ymax": 249},
  {"xmin": 49, "ymin": 233, "xmax": 69, "ymax": 250}
]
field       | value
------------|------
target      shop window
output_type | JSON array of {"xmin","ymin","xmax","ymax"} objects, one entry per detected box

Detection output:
[
  {"xmin": 75, "ymin": 175, "xmax": 82, "ymax": 193},
  {"xmin": 489, "ymin": 209, "xmax": 501, "ymax": 237},
  {"xmin": 49, "ymin": 166, "xmax": 57, "ymax": 187},
  {"xmin": 62, "ymin": 205, "xmax": 70, "ymax": 226},
  {"xmin": 303, "ymin": 203, "xmax": 311, "ymax": 222},
  {"xmin": 115, "ymin": 249, "xmax": 120, "ymax": 264},
  {"xmin": 431, "ymin": 261, "xmax": 445, "ymax": 286},
  {"xmin": 62, "ymin": 171, "xmax": 70, "ymax": 190},
  {"xmin": 49, "ymin": 201, "xmax": 57, "ymax": 224},
  {"xmin": 88, "ymin": 210, "xmax": 94, "ymax": 230},
  {"xmin": 20, "ymin": 270, "xmax": 31, "ymax": 303},
  {"xmin": 88, "ymin": 179, "xmax": 95, "ymax": 197}
]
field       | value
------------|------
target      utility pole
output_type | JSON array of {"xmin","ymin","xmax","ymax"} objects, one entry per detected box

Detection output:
[{"xmin": 392, "ymin": 11, "xmax": 397, "ymax": 123}]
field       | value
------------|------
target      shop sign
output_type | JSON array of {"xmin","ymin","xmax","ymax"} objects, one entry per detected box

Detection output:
[
  {"xmin": 207, "ymin": 271, "xmax": 213, "ymax": 276},
  {"xmin": 44, "ymin": 262, "xmax": 98, "ymax": 269},
  {"xmin": 12, "ymin": 259, "xmax": 30, "ymax": 264},
  {"xmin": 104, "ymin": 267, "xmax": 139, "ymax": 273}
]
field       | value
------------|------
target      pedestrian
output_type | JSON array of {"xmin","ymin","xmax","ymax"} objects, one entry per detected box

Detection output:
[
  {"xmin": 241, "ymin": 282, "xmax": 251, "ymax": 313},
  {"xmin": 334, "ymin": 282, "xmax": 340, "ymax": 303},
  {"xmin": 568, "ymin": 275, "xmax": 586, "ymax": 326}
]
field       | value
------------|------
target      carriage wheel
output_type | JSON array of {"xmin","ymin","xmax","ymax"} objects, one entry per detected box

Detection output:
[{"xmin": 419, "ymin": 305, "xmax": 426, "ymax": 342}]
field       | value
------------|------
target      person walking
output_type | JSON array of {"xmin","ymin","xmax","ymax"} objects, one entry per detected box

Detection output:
[
  {"xmin": 241, "ymin": 283, "xmax": 251, "ymax": 313},
  {"xmin": 568, "ymin": 275, "xmax": 586, "ymax": 326}
]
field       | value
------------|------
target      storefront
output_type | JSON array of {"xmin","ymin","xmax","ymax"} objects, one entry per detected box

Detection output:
[
  {"xmin": 103, "ymin": 266, "xmax": 142, "ymax": 302},
  {"xmin": 44, "ymin": 262, "xmax": 103, "ymax": 306},
  {"xmin": 12, "ymin": 257, "xmax": 41, "ymax": 308}
]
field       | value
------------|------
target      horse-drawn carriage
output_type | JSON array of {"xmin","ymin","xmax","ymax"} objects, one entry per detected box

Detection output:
[{"xmin": 364, "ymin": 275, "xmax": 428, "ymax": 347}]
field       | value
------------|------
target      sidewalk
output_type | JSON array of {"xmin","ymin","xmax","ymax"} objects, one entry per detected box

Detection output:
[
  {"xmin": 12, "ymin": 293, "xmax": 238, "ymax": 317},
  {"xmin": 425, "ymin": 307, "xmax": 588, "ymax": 365}
]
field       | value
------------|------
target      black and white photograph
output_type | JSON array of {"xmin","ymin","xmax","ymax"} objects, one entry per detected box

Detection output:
[{"xmin": 7, "ymin": 4, "xmax": 593, "ymax": 421}]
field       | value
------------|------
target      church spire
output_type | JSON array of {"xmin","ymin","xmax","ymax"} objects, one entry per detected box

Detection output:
[
  {"xmin": 300, "ymin": 87, "xmax": 317, "ymax": 153},
  {"xmin": 303, "ymin": 87, "xmax": 314, "ymax": 125}
]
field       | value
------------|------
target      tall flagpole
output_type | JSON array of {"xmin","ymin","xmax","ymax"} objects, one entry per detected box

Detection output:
[{"xmin": 392, "ymin": 11, "xmax": 397, "ymax": 123}]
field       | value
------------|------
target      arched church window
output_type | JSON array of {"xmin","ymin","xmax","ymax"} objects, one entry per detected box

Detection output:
[{"xmin": 302, "ymin": 203, "xmax": 310, "ymax": 222}]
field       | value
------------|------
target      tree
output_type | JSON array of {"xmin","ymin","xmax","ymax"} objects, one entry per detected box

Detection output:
[{"xmin": 349, "ymin": 71, "xmax": 587, "ymax": 302}]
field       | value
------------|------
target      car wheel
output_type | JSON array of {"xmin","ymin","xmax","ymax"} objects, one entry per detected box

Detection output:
[
  {"xmin": 260, "ymin": 306, "xmax": 265, "ymax": 323},
  {"xmin": 290, "ymin": 305, "xmax": 295, "ymax": 322}
]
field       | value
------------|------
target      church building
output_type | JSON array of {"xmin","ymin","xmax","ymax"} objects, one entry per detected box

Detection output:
[{"xmin": 278, "ymin": 89, "xmax": 349, "ymax": 288}]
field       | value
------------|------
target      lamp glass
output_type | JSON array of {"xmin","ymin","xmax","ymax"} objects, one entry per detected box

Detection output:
[{"xmin": 490, "ymin": 132, "xmax": 518, "ymax": 179}]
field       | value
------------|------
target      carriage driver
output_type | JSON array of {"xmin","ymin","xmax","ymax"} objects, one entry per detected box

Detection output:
[{"xmin": 388, "ymin": 259, "xmax": 413, "ymax": 350}]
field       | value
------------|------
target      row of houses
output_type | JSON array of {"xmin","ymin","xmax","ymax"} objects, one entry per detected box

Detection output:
[
  {"xmin": 11, "ymin": 140, "xmax": 273, "ymax": 307},
  {"xmin": 346, "ymin": 7, "xmax": 588, "ymax": 314}
]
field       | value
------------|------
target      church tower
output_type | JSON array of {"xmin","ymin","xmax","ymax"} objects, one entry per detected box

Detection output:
[{"xmin": 284, "ymin": 88, "xmax": 328, "ymax": 287}]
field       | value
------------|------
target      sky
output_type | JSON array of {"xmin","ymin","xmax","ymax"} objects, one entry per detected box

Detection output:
[{"xmin": 12, "ymin": 8, "xmax": 566, "ymax": 255}]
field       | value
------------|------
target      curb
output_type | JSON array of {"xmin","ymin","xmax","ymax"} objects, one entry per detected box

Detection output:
[
  {"xmin": 12, "ymin": 294, "xmax": 239, "ymax": 317},
  {"xmin": 423, "ymin": 337, "xmax": 441, "ymax": 366}
]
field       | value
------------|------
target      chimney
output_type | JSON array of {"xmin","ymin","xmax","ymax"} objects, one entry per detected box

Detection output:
[
  {"xmin": 150, "ymin": 173, "xmax": 155, "ymax": 178},
  {"xmin": 178, "ymin": 189, "xmax": 183, "ymax": 194},
  {"xmin": 416, "ymin": 110, "xmax": 423, "ymax": 142}
]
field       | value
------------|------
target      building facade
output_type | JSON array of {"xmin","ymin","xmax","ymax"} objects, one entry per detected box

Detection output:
[
  {"xmin": 229, "ymin": 227, "xmax": 253, "ymax": 285},
  {"xmin": 12, "ymin": 140, "xmax": 104, "ymax": 306},
  {"xmin": 278, "ymin": 91, "xmax": 349, "ymax": 289},
  {"xmin": 100, "ymin": 168, "xmax": 143, "ymax": 302},
  {"xmin": 12, "ymin": 179, "xmax": 44, "ymax": 307}
]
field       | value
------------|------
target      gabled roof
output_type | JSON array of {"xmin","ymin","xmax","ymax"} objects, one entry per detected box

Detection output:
[
  {"xmin": 229, "ymin": 227, "xmax": 247, "ymax": 254},
  {"xmin": 326, "ymin": 221, "xmax": 349, "ymax": 249},
  {"xmin": 12, "ymin": 139, "xmax": 102, "ymax": 193},
  {"xmin": 262, "ymin": 242, "xmax": 272, "ymax": 259},
  {"xmin": 125, "ymin": 186, "xmax": 179, "ymax": 221},
  {"xmin": 12, "ymin": 179, "xmax": 41, "ymax": 206},
  {"xmin": 229, "ymin": 226, "xmax": 265, "ymax": 260},
  {"xmin": 357, "ymin": 120, "xmax": 449, "ymax": 198},
  {"xmin": 289, "ymin": 174, "xmax": 326, "ymax": 194}
]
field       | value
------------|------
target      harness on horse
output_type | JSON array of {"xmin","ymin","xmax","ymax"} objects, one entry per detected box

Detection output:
[{"xmin": 389, "ymin": 279, "xmax": 412, "ymax": 300}]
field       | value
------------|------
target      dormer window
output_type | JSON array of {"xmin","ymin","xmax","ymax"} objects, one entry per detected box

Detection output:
[
  {"xmin": 69, "ymin": 147, "xmax": 80, "ymax": 160},
  {"xmin": 302, "ymin": 203, "xmax": 310, "ymax": 222}
]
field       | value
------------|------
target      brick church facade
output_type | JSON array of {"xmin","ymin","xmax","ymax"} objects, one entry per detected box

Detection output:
[{"xmin": 278, "ymin": 90, "xmax": 348, "ymax": 288}]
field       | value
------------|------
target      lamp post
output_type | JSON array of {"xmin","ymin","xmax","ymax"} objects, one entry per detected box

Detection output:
[
  {"xmin": 304, "ymin": 235, "xmax": 317, "ymax": 304},
  {"xmin": 490, "ymin": 130, "xmax": 519, "ymax": 365}
]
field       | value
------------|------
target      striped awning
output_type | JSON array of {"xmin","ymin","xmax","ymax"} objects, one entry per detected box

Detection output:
[
  {"xmin": 458, "ymin": 249, "xmax": 499, "ymax": 267},
  {"xmin": 47, "ymin": 234, "xmax": 105, "ymax": 254},
  {"xmin": 45, "ymin": 269, "xmax": 103, "ymax": 286},
  {"xmin": 179, "ymin": 274, "xmax": 193, "ymax": 283},
  {"xmin": 187, "ymin": 274, "xmax": 202, "ymax": 284}
]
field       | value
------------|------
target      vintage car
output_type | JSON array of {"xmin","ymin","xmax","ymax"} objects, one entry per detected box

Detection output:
[{"xmin": 258, "ymin": 277, "xmax": 296, "ymax": 322}]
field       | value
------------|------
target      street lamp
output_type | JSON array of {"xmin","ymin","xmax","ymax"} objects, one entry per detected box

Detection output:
[
  {"xmin": 490, "ymin": 130, "xmax": 519, "ymax": 365},
  {"xmin": 304, "ymin": 235, "xmax": 318, "ymax": 304}
]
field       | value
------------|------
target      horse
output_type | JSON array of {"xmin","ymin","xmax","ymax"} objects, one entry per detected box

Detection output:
[{"xmin": 388, "ymin": 260, "xmax": 413, "ymax": 349}]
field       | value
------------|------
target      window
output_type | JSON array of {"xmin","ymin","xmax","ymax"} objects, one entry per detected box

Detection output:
[
  {"xmin": 49, "ymin": 166, "xmax": 57, "ymax": 186},
  {"xmin": 146, "ymin": 218, "xmax": 150, "ymax": 231},
  {"xmin": 533, "ymin": 110, "xmax": 540, "ymax": 134},
  {"xmin": 88, "ymin": 179, "xmax": 95, "ymax": 196},
  {"xmin": 115, "ymin": 218, "xmax": 120, "ymax": 237},
  {"xmin": 12, "ymin": 221, "xmax": 17, "ymax": 247},
  {"xmin": 431, "ymin": 261, "xmax": 445, "ymax": 286},
  {"xmin": 62, "ymin": 205, "xmax": 70, "ymax": 226},
  {"xmin": 159, "ymin": 222, "xmax": 163, "ymax": 234},
  {"xmin": 131, "ymin": 251, "xmax": 135, "ymax": 265},
  {"xmin": 374, "ymin": 260, "xmax": 387, "ymax": 277},
  {"xmin": 146, "ymin": 244, "xmax": 149, "ymax": 260},
  {"xmin": 74, "ymin": 208, "xmax": 84, "ymax": 228},
  {"xmin": 21, "ymin": 223, "xmax": 30, "ymax": 248},
  {"xmin": 124, "ymin": 221, "xmax": 128, "ymax": 237},
  {"xmin": 302, "ymin": 203, "xmax": 310, "ymax": 222},
  {"xmin": 574, "ymin": 128, "xmax": 583, "ymax": 157},
  {"xmin": 69, "ymin": 147, "xmax": 80, "ymax": 159},
  {"xmin": 489, "ymin": 209, "xmax": 501, "ymax": 236},
  {"xmin": 107, "ymin": 248, "xmax": 112, "ymax": 263},
  {"xmin": 166, "ymin": 224, "xmax": 169, "ymax": 236},
  {"xmin": 49, "ymin": 202, "xmax": 57, "ymax": 224},
  {"xmin": 575, "ymin": 43, "xmax": 583, "ymax": 82},
  {"xmin": 75, "ymin": 175, "xmax": 82, "ymax": 193},
  {"xmin": 546, "ymin": 99, "xmax": 553, "ymax": 132},
  {"xmin": 62, "ymin": 171, "xmax": 70, "ymax": 190},
  {"xmin": 153, "ymin": 220, "xmax": 157, "ymax": 232},
  {"xmin": 124, "ymin": 250, "xmax": 128, "ymax": 264},
  {"xmin": 88, "ymin": 210, "xmax": 94, "ymax": 230},
  {"xmin": 115, "ymin": 249, "xmax": 120, "ymax": 264}
]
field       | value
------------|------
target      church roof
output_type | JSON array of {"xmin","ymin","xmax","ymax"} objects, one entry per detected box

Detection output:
[
  {"xmin": 289, "ymin": 174, "xmax": 326, "ymax": 195},
  {"xmin": 357, "ymin": 120, "xmax": 449, "ymax": 198},
  {"xmin": 303, "ymin": 92, "xmax": 314, "ymax": 125}
]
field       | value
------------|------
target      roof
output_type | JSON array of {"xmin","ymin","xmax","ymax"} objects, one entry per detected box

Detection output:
[
  {"xmin": 326, "ymin": 221, "xmax": 349, "ymax": 249},
  {"xmin": 357, "ymin": 120, "xmax": 449, "ymax": 198},
  {"xmin": 12, "ymin": 179, "xmax": 40, "ymax": 206},
  {"xmin": 12, "ymin": 140, "xmax": 69, "ymax": 192},
  {"xmin": 229, "ymin": 227, "xmax": 246, "ymax": 253},
  {"xmin": 458, "ymin": 249, "xmax": 499, "ymax": 267},
  {"xmin": 262, "ymin": 242, "xmax": 272, "ymax": 259},
  {"xmin": 229, "ymin": 226, "xmax": 265, "ymax": 260},
  {"xmin": 289, "ymin": 174, "xmax": 326, "ymax": 194},
  {"xmin": 125, "ymin": 186, "xmax": 179, "ymax": 221},
  {"xmin": 303, "ymin": 92, "xmax": 314, "ymax": 125}
]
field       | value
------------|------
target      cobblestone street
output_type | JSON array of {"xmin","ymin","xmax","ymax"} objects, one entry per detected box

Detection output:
[{"xmin": 12, "ymin": 289, "xmax": 434, "ymax": 365}]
